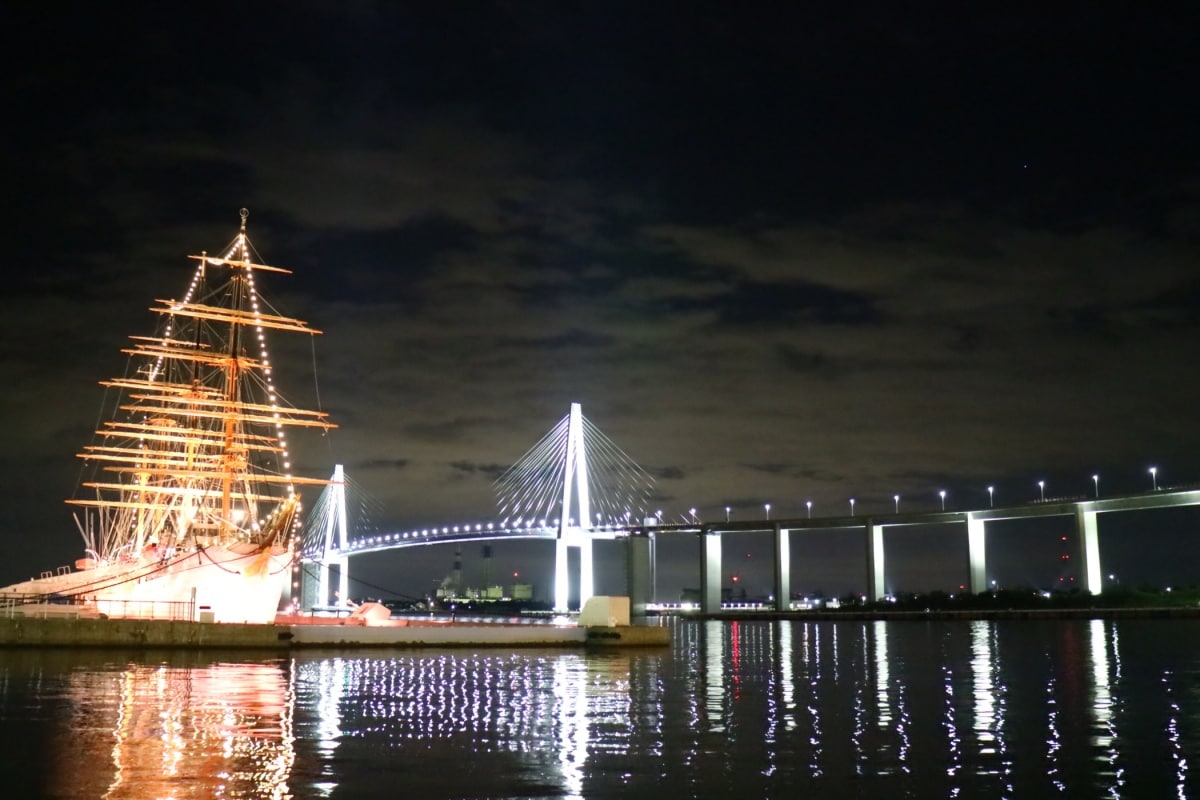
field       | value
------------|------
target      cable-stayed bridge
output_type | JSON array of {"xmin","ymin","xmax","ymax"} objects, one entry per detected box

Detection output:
[
  {"xmin": 299, "ymin": 403, "xmax": 1200, "ymax": 615},
  {"xmin": 301, "ymin": 403, "xmax": 658, "ymax": 613}
]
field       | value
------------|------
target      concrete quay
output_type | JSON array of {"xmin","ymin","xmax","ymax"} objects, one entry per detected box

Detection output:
[
  {"xmin": 0, "ymin": 616, "xmax": 289, "ymax": 649},
  {"xmin": 285, "ymin": 619, "xmax": 669, "ymax": 648},
  {"xmin": 0, "ymin": 616, "xmax": 670, "ymax": 650}
]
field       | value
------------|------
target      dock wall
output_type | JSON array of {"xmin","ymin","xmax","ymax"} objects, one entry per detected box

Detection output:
[
  {"xmin": 0, "ymin": 617, "xmax": 670, "ymax": 649},
  {"xmin": 0, "ymin": 617, "xmax": 289, "ymax": 648},
  {"xmin": 290, "ymin": 623, "xmax": 588, "ymax": 647}
]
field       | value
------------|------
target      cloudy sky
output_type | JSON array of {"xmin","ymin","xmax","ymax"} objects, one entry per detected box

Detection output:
[{"xmin": 2, "ymin": 4, "xmax": 1197, "ymax": 600}]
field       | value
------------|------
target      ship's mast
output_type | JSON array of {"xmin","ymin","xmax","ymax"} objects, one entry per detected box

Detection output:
[
  {"xmin": 69, "ymin": 209, "xmax": 337, "ymax": 560},
  {"xmin": 219, "ymin": 209, "xmax": 250, "ymax": 537}
]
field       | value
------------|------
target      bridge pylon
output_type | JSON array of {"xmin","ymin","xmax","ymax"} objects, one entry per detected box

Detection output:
[
  {"xmin": 300, "ymin": 464, "xmax": 349, "ymax": 610},
  {"xmin": 494, "ymin": 401, "xmax": 655, "ymax": 613},
  {"xmin": 555, "ymin": 403, "xmax": 593, "ymax": 613}
]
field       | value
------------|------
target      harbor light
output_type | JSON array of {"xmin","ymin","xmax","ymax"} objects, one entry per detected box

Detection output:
[
  {"xmin": 1038, "ymin": 480, "xmax": 1045, "ymax": 501},
  {"xmin": 806, "ymin": 500, "xmax": 812, "ymax": 518},
  {"xmin": 893, "ymin": 494, "xmax": 900, "ymax": 513},
  {"xmin": 939, "ymin": 490, "xmax": 946, "ymax": 511},
  {"xmin": 849, "ymin": 498, "xmax": 856, "ymax": 516},
  {"xmin": 725, "ymin": 506, "xmax": 731, "ymax": 522},
  {"xmin": 1093, "ymin": 474, "xmax": 1099, "ymax": 498},
  {"xmin": 764, "ymin": 503, "xmax": 771, "ymax": 520},
  {"xmin": 988, "ymin": 485, "xmax": 994, "ymax": 507},
  {"xmin": 1150, "ymin": 466, "xmax": 1158, "ymax": 491}
]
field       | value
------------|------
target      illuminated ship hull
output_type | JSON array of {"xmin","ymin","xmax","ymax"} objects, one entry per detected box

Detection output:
[
  {"xmin": 0, "ymin": 210, "xmax": 334, "ymax": 625},
  {"xmin": 0, "ymin": 543, "xmax": 291, "ymax": 624}
]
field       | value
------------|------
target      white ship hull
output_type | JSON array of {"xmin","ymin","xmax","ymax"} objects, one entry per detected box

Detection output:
[{"xmin": 1, "ymin": 545, "xmax": 290, "ymax": 624}]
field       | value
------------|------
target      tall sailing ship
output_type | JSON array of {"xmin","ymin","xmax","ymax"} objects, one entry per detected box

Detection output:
[{"xmin": 0, "ymin": 209, "xmax": 335, "ymax": 623}]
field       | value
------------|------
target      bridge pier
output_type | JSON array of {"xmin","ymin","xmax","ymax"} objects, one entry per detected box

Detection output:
[
  {"xmin": 318, "ymin": 556, "xmax": 349, "ymax": 607},
  {"xmin": 626, "ymin": 531, "xmax": 653, "ymax": 616},
  {"xmin": 966, "ymin": 513, "xmax": 987, "ymax": 594},
  {"xmin": 580, "ymin": 536, "xmax": 594, "ymax": 607},
  {"xmin": 553, "ymin": 529, "xmax": 595, "ymax": 613},
  {"xmin": 700, "ymin": 530, "xmax": 722, "ymax": 614},
  {"xmin": 298, "ymin": 554, "xmax": 349, "ymax": 611},
  {"xmin": 554, "ymin": 537, "xmax": 569, "ymax": 612},
  {"xmin": 773, "ymin": 524, "xmax": 790, "ymax": 611},
  {"xmin": 866, "ymin": 520, "xmax": 885, "ymax": 602},
  {"xmin": 1076, "ymin": 508, "xmax": 1102, "ymax": 595},
  {"xmin": 298, "ymin": 559, "xmax": 320, "ymax": 611},
  {"xmin": 318, "ymin": 560, "xmax": 330, "ymax": 607}
]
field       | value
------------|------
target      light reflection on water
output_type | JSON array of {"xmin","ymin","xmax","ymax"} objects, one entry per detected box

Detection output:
[
  {"xmin": 1, "ymin": 619, "xmax": 1199, "ymax": 798},
  {"xmin": 0, "ymin": 652, "xmax": 297, "ymax": 799}
]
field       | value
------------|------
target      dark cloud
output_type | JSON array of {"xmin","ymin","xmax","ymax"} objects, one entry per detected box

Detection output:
[
  {"xmin": 501, "ymin": 329, "xmax": 617, "ymax": 352},
  {"xmin": 650, "ymin": 466, "xmax": 687, "ymax": 481},
  {"xmin": 448, "ymin": 461, "xmax": 508, "ymax": 481},
  {"xmin": 355, "ymin": 458, "xmax": 411, "ymax": 473},
  {"xmin": 715, "ymin": 281, "xmax": 881, "ymax": 327}
]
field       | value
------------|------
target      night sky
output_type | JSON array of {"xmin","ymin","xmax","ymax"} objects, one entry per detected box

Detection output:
[{"xmin": 3, "ymin": 4, "xmax": 1198, "ymax": 601}]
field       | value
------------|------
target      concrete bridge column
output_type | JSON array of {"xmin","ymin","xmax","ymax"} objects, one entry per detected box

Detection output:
[
  {"xmin": 296, "ymin": 559, "xmax": 320, "ymax": 611},
  {"xmin": 317, "ymin": 559, "xmax": 330, "ymax": 607},
  {"xmin": 773, "ymin": 524, "xmax": 791, "ymax": 611},
  {"xmin": 626, "ymin": 532, "xmax": 653, "ymax": 617},
  {"xmin": 700, "ymin": 530, "xmax": 722, "ymax": 614},
  {"xmin": 1076, "ymin": 508, "xmax": 1102, "ymax": 595},
  {"xmin": 554, "ymin": 536, "xmax": 570, "ymax": 613},
  {"xmin": 580, "ymin": 535, "xmax": 595, "ymax": 611},
  {"xmin": 335, "ymin": 556, "xmax": 349, "ymax": 605},
  {"xmin": 866, "ymin": 520, "xmax": 886, "ymax": 602},
  {"xmin": 966, "ymin": 513, "xmax": 987, "ymax": 594}
]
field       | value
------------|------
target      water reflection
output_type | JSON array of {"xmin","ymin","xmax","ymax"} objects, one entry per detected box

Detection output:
[
  {"xmin": 311, "ymin": 657, "xmax": 345, "ymax": 797},
  {"xmin": 1089, "ymin": 619, "xmax": 1125, "ymax": 795},
  {"xmin": 875, "ymin": 619, "xmax": 891, "ymax": 728},
  {"xmin": 294, "ymin": 649, "xmax": 648, "ymax": 799},
  {"xmin": 805, "ymin": 623, "xmax": 824, "ymax": 777},
  {"xmin": 47, "ymin": 656, "xmax": 294, "ymax": 799},
  {"xmin": 968, "ymin": 619, "xmax": 1012, "ymax": 795},
  {"xmin": 1045, "ymin": 667, "xmax": 1064, "ymax": 792},
  {"xmin": 704, "ymin": 620, "xmax": 725, "ymax": 730},
  {"xmin": 1164, "ymin": 668, "xmax": 1188, "ymax": 797},
  {"xmin": 3, "ymin": 619, "xmax": 1198, "ymax": 798}
]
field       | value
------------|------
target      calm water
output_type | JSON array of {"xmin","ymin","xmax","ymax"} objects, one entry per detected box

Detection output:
[{"xmin": 1, "ymin": 617, "xmax": 1197, "ymax": 798}]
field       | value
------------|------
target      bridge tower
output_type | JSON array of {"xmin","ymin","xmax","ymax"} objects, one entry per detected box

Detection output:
[
  {"xmin": 305, "ymin": 463, "xmax": 349, "ymax": 608},
  {"xmin": 555, "ymin": 402, "xmax": 594, "ymax": 613},
  {"xmin": 494, "ymin": 401, "xmax": 653, "ymax": 613}
]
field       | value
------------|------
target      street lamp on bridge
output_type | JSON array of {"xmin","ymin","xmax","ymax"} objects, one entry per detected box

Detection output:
[{"xmin": 689, "ymin": 507, "xmax": 697, "ymax": 523}]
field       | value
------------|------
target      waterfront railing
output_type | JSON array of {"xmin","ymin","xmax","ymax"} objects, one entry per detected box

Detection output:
[{"xmin": 0, "ymin": 593, "xmax": 196, "ymax": 622}]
